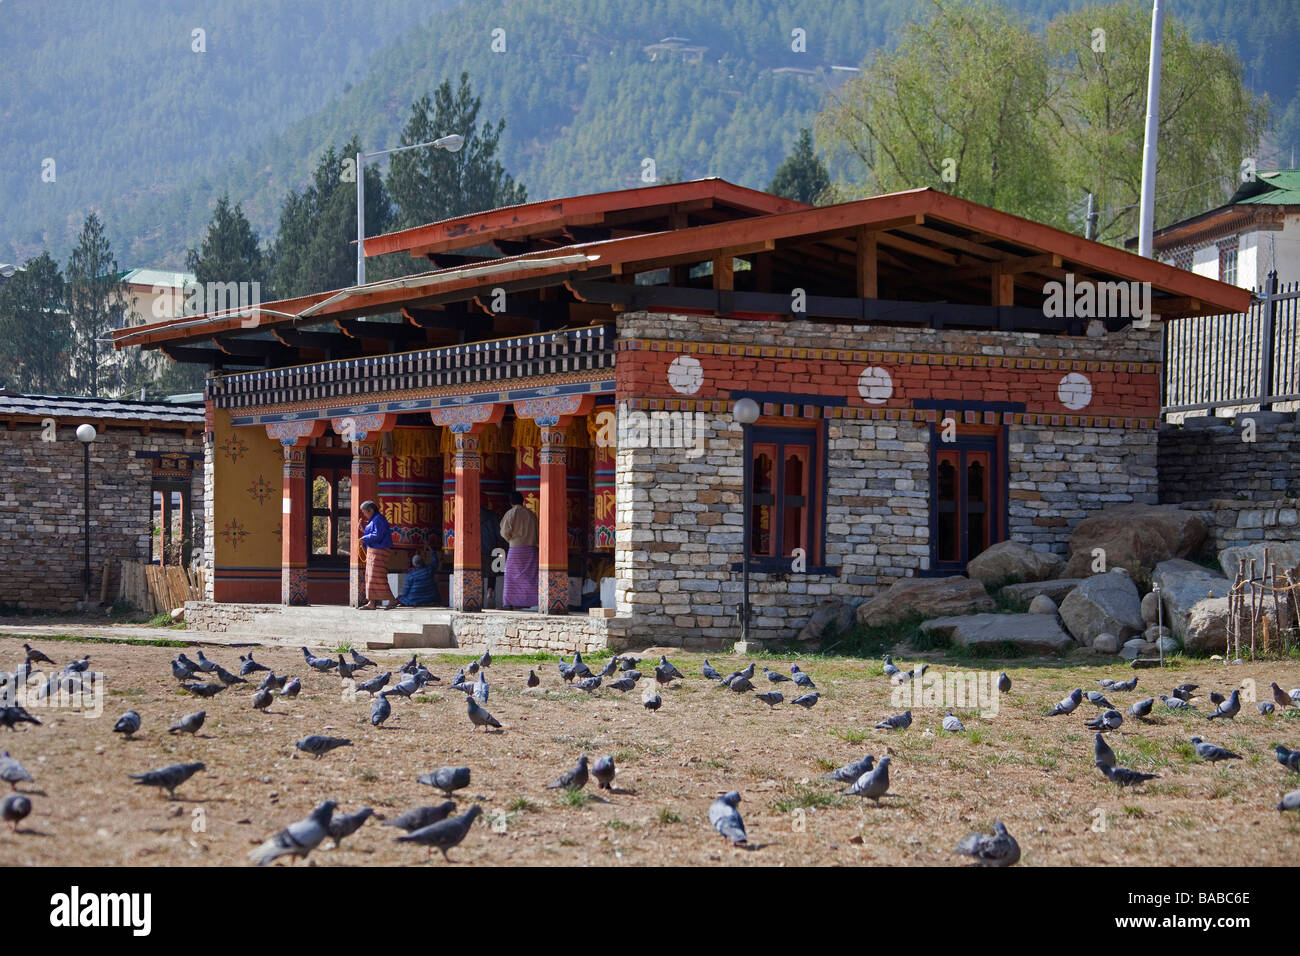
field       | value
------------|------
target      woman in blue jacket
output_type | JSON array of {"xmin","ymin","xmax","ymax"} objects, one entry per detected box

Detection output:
[{"xmin": 358, "ymin": 500, "xmax": 394, "ymax": 610}]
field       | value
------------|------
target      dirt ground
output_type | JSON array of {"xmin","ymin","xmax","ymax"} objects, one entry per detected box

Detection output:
[{"xmin": 1, "ymin": 633, "xmax": 1299, "ymax": 867}]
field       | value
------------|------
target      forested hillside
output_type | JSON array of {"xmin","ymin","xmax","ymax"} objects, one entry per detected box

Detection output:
[{"xmin": 3, "ymin": 0, "xmax": 1298, "ymax": 269}]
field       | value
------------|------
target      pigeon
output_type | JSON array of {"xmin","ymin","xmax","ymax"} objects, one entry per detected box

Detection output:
[
  {"xmin": 1275, "ymin": 745, "xmax": 1300, "ymax": 772},
  {"xmin": 191, "ymin": 651, "xmax": 217, "ymax": 673},
  {"xmin": 763, "ymin": 668, "xmax": 791, "ymax": 684},
  {"xmin": 844, "ymin": 756, "xmax": 891, "ymax": 802},
  {"xmin": 598, "ymin": 657, "xmax": 619, "ymax": 679},
  {"xmin": 401, "ymin": 655, "xmax": 420, "ymax": 675},
  {"xmin": 337, "ymin": 656, "xmax": 356, "ymax": 680},
  {"xmin": 1160, "ymin": 694, "xmax": 1191, "ymax": 711},
  {"xmin": 997, "ymin": 672, "xmax": 1011, "ymax": 693},
  {"xmin": 467, "ymin": 660, "xmax": 479, "ymax": 678},
  {"xmin": 557, "ymin": 661, "xmax": 576, "ymax": 683},
  {"xmin": 395, "ymin": 805, "xmax": 483, "ymax": 861},
  {"xmin": 709, "ymin": 791, "xmax": 747, "ymax": 845},
  {"xmin": 820, "ymin": 754, "xmax": 875, "ymax": 783},
  {"xmin": 176, "ymin": 652, "xmax": 202, "ymax": 672},
  {"xmin": 370, "ymin": 695, "xmax": 391, "ymax": 727},
  {"xmin": 1190, "ymin": 737, "xmax": 1242, "ymax": 763},
  {"xmin": 755, "ymin": 691, "xmax": 783, "ymax": 709},
  {"xmin": 1098, "ymin": 678, "xmax": 1116, "ymax": 689},
  {"xmin": 326, "ymin": 806, "xmax": 374, "ymax": 848},
  {"xmin": 1048, "ymin": 689, "xmax": 1084, "ymax": 716},
  {"xmin": 449, "ymin": 681, "xmax": 475, "ymax": 696},
  {"xmin": 1206, "ymin": 690, "xmax": 1241, "ymax": 721},
  {"xmin": 1259, "ymin": 702, "xmax": 1276, "ymax": 715},
  {"xmin": 1085, "ymin": 709, "xmax": 1123, "ymax": 732},
  {"xmin": 892, "ymin": 664, "xmax": 928, "ymax": 685},
  {"xmin": 593, "ymin": 756, "xmax": 616, "ymax": 790},
  {"xmin": 249, "ymin": 800, "xmax": 337, "ymax": 866},
  {"xmin": 350, "ymin": 649, "xmax": 377, "ymax": 670},
  {"xmin": 953, "ymin": 820, "xmax": 1021, "ymax": 867},
  {"xmin": 130, "ymin": 761, "xmax": 205, "ymax": 798},
  {"xmin": 296, "ymin": 735, "xmax": 352, "ymax": 759},
  {"xmin": 608, "ymin": 677, "xmax": 636, "ymax": 692},
  {"xmin": 1097, "ymin": 763, "xmax": 1159, "ymax": 788},
  {"xmin": 302, "ymin": 648, "xmax": 337, "ymax": 672},
  {"xmin": 257, "ymin": 672, "xmax": 288, "ymax": 692},
  {"xmin": 477, "ymin": 650, "xmax": 491, "ymax": 671},
  {"xmin": 790, "ymin": 666, "xmax": 817, "ymax": 689},
  {"xmin": 279, "ymin": 677, "xmax": 302, "ymax": 699},
  {"xmin": 239, "ymin": 652, "xmax": 269, "ymax": 676},
  {"xmin": 1, "ymin": 792, "xmax": 31, "ymax": 831},
  {"xmin": 212, "ymin": 664, "xmax": 247, "ymax": 687},
  {"xmin": 875, "ymin": 710, "xmax": 912, "ymax": 730},
  {"xmin": 172, "ymin": 658, "xmax": 202, "ymax": 682},
  {"xmin": 526, "ymin": 670, "xmax": 539, "ymax": 688},
  {"xmin": 382, "ymin": 802, "xmax": 458, "ymax": 832},
  {"xmin": 252, "ymin": 688, "xmax": 273, "ymax": 712},
  {"xmin": 569, "ymin": 653, "xmax": 593, "ymax": 680},
  {"xmin": 1279, "ymin": 790, "xmax": 1300, "ymax": 812},
  {"xmin": 466, "ymin": 696, "xmax": 502, "ymax": 731},
  {"xmin": 1128, "ymin": 697, "xmax": 1155, "ymax": 720},
  {"xmin": 882, "ymin": 655, "xmax": 900, "ymax": 678},
  {"xmin": 701, "ymin": 659, "xmax": 722, "ymax": 681},
  {"xmin": 575, "ymin": 675, "xmax": 602, "ymax": 694},
  {"xmin": 1171, "ymin": 683, "xmax": 1198, "ymax": 701},
  {"xmin": 622, "ymin": 670, "xmax": 643, "ymax": 683},
  {"xmin": 727, "ymin": 676, "xmax": 756, "ymax": 693},
  {"xmin": 619, "ymin": 656, "xmax": 642, "ymax": 672},
  {"xmin": 942, "ymin": 711, "xmax": 965, "ymax": 732},
  {"xmin": 655, "ymin": 656, "xmax": 685, "ymax": 686},
  {"xmin": 0, "ymin": 751, "xmax": 33, "ymax": 790},
  {"xmin": 1111, "ymin": 677, "xmax": 1139, "ymax": 693},
  {"xmin": 792, "ymin": 692, "xmax": 820, "ymax": 709},
  {"xmin": 384, "ymin": 676, "xmax": 418, "ymax": 699},
  {"xmin": 1209, "ymin": 691, "xmax": 1226, "ymax": 706},
  {"xmin": 1084, "ymin": 691, "xmax": 1114, "ymax": 709},
  {"xmin": 547, "ymin": 755, "xmax": 590, "ymax": 791},
  {"xmin": 472, "ymin": 674, "xmax": 490, "ymax": 702},
  {"xmin": 643, "ymin": 689, "xmax": 662, "ymax": 713},
  {"xmin": 356, "ymin": 672, "xmax": 391, "ymax": 697},
  {"xmin": 22, "ymin": 644, "xmax": 55, "ymax": 667},
  {"xmin": 168, "ymin": 711, "xmax": 206, "ymax": 735},
  {"xmin": 1094, "ymin": 733, "xmax": 1117, "ymax": 768},
  {"xmin": 64, "ymin": 655, "xmax": 91, "ymax": 673},
  {"xmin": 1271, "ymin": 683, "xmax": 1294, "ymax": 710},
  {"xmin": 181, "ymin": 682, "xmax": 225, "ymax": 699},
  {"xmin": 418, "ymin": 766, "xmax": 471, "ymax": 796},
  {"xmin": 0, "ymin": 706, "xmax": 40, "ymax": 731},
  {"xmin": 113, "ymin": 710, "xmax": 141, "ymax": 738}
]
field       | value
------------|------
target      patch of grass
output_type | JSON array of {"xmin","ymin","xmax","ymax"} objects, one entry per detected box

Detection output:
[
  {"xmin": 333, "ymin": 642, "xmax": 352, "ymax": 654},
  {"xmin": 356, "ymin": 768, "xmax": 378, "ymax": 783},
  {"xmin": 1172, "ymin": 741, "xmax": 1199, "ymax": 763},
  {"xmin": 830, "ymin": 614, "xmax": 927, "ymax": 659},
  {"xmin": 771, "ymin": 784, "xmax": 843, "ymax": 813},
  {"xmin": 557, "ymin": 837, "xmax": 579, "ymax": 847},
  {"xmin": 7, "ymin": 633, "xmax": 189, "ymax": 648},
  {"xmin": 1123, "ymin": 805, "xmax": 1146, "ymax": 818},
  {"xmin": 966, "ymin": 727, "xmax": 989, "ymax": 746},
  {"xmin": 559, "ymin": 788, "xmax": 591, "ymax": 808},
  {"xmin": 992, "ymin": 592, "xmax": 1031, "ymax": 615},
  {"xmin": 1168, "ymin": 815, "xmax": 1197, "ymax": 830},
  {"xmin": 704, "ymin": 757, "xmax": 729, "ymax": 769},
  {"xmin": 144, "ymin": 612, "xmax": 177, "ymax": 627},
  {"xmin": 612, "ymin": 748, "xmax": 637, "ymax": 764},
  {"xmin": 508, "ymin": 797, "xmax": 539, "ymax": 813},
  {"xmin": 814, "ymin": 756, "xmax": 839, "ymax": 772},
  {"xmin": 831, "ymin": 727, "xmax": 869, "ymax": 744},
  {"xmin": 656, "ymin": 808, "xmax": 682, "ymax": 825},
  {"xmin": 606, "ymin": 819, "xmax": 639, "ymax": 831}
]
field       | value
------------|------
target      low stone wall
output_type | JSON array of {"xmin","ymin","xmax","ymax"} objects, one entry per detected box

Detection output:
[
  {"xmin": 1171, "ymin": 499, "xmax": 1300, "ymax": 552},
  {"xmin": 1159, "ymin": 413, "xmax": 1300, "ymax": 504},
  {"xmin": 447, "ymin": 612, "xmax": 630, "ymax": 655}
]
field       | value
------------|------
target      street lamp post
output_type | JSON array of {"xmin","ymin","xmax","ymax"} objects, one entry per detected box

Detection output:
[
  {"xmin": 356, "ymin": 133, "xmax": 464, "ymax": 286},
  {"xmin": 76, "ymin": 424, "xmax": 97, "ymax": 604},
  {"xmin": 733, "ymin": 398, "xmax": 760, "ymax": 647}
]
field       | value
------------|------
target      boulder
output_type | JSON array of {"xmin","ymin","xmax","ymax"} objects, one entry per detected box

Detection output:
[
  {"xmin": 795, "ymin": 599, "xmax": 858, "ymax": 644},
  {"xmin": 1140, "ymin": 591, "xmax": 1160, "ymax": 625},
  {"xmin": 1143, "ymin": 624, "xmax": 1172, "ymax": 642},
  {"xmin": 170, "ymin": 607, "xmax": 185, "ymax": 623},
  {"xmin": 1218, "ymin": 541, "xmax": 1300, "ymax": 580},
  {"xmin": 918, "ymin": 613, "xmax": 1075, "ymax": 655},
  {"xmin": 998, "ymin": 579, "xmax": 1086, "ymax": 607},
  {"xmin": 1058, "ymin": 571, "xmax": 1145, "ymax": 645},
  {"xmin": 1151, "ymin": 559, "xmax": 1231, "ymax": 642},
  {"xmin": 856, "ymin": 575, "xmax": 994, "ymax": 628},
  {"xmin": 1120, "ymin": 638, "xmax": 1146, "ymax": 660},
  {"xmin": 1028, "ymin": 594, "xmax": 1058, "ymax": 615},
  {"xmin": 966, "ymin": 541, "xmax": 1064, "ymax": 587},
  {"xmin": 1157, "ymin": 636, "xmax": 1180, "ymax": 654},
  {"xmin": 1180, "ymin": 597, "xmax": 1279, "ymax": 655},
  {"xmin": 1063, "ymin": 505, "xmax": 1208, "ymax": 579},
  {"xmin": 1092, "ymin": 633, "xmax": 1118, "ymax": 654}
]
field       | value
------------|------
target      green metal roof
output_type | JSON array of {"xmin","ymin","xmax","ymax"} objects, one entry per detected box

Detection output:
[{"xmin": 1228, "ymin": 169, "xmax": 1300, "ymax": 205}]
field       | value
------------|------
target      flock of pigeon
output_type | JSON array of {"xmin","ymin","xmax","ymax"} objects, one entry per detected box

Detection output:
[{"xmin": 3, "ymin": 638, "xmax": 1300, "ymax": 866}]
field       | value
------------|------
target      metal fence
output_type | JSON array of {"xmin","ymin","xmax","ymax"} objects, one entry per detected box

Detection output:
[{"xmin": 1162, "ymin": 275, "xmax": 1300, "ymax": 420}]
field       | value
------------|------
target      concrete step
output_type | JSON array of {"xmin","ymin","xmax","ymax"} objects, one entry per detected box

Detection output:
[{"xmin": 372, "ymin": 622, "xmax": 454, "ymax": 650}]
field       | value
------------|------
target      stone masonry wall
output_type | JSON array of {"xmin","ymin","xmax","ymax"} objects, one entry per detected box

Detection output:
[
  {"xmin": 613, "ymin": 312, "xmax": 1162, "ymax": 649},
  {"xmin": 0, "ymin": 422, "xmax": 203, "ymax": 612},
  {"xmin": 1159, "ymin": 413, "xmax": 1300, "ymax": 504}
]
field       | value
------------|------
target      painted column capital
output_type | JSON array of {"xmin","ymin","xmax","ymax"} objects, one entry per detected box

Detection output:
[{"xmin": 266, "ymin": 419, "xmax": 327, "ymax": 447}]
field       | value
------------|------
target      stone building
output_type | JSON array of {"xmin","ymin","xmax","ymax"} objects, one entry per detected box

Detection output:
[
  {"xmin": 0, "ymin": 391, "xmax": 204, "ymax": 612},
  {"xmin": 112, "ymin": 179, "xmax": 1246, "ymax": 650}
]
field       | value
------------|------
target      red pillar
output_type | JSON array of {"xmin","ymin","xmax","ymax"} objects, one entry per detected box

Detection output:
[
  {"xmin": 349, "ymin": 438, "xmax": 379, "ymax": 607},
  {"xmin": 451, "ymin": 431, "xmax": 483, "ymax": 612},
  {"xmin": 538, "ymin": 425, "xmax": 569, "ymax": 615},
  {"xmin": 281, "ymin": 444, "xmax": 308, "ymax": 605}
]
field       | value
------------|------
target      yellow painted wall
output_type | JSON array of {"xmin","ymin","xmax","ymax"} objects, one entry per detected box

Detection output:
[{"xmin": 211, "ymin": 409, "xmax": 283, "ymax": 599}]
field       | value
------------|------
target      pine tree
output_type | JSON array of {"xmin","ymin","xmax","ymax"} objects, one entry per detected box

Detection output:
[
  {"xmin": 768, "ymin": 129, "xmax": 830, "ymax": 204},
  {"xmin": 0, "ymin": 252, "xmax": 71, "ymax": 393},
  {"xmin": 185, "ymin": 194, "xmax": 268, "ymax": 294},
  {"xmin": 65, "ymin": 213, "xmax": 129, "ymax": 397}
]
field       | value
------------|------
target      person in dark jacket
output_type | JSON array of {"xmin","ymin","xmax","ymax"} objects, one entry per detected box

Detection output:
[
  {"xmin": 393, "ymin": 552, "xmax": 440, "ymax": 607},
  {"xmin": 358, "ymin": 500, "xmax": 393, "ymax": 610},
  {"xmin": 480, "ymin": 506, "xmax": 505, "ymax": 609}
]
